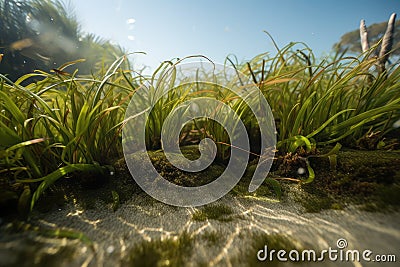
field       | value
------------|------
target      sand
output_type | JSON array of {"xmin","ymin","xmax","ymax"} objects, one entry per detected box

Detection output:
[{"xmin": 1, "ymin": 182, "xmax": 399, "ymax": 267}]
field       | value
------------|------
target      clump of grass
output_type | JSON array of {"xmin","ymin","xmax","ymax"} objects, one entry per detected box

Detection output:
[
  {"xmin": 238, "ymin": 37, "xmax": 400, "ymax": 155},
  {"xmin": 142, "ymin": 41, "xmax": 400, "ymax": 185},
  {"xmin": 2, "ymin": 32, "xmax": 400, "ymax": 217},
  {"xmin": 192, "ymin": 203, "xmax": 235, "ymax": 222},
  {"xmin": 0, "ymin": 56, "xmax": 139, "ymax": 213}
]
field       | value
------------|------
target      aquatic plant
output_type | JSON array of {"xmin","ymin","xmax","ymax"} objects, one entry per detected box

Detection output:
[
  {"xmin": 0, "ymin": 56, "xmax": 138, "ymax": 212},
  {"xmin": 1, "ymin": 32, "xmax": 399, "ymax": 215},
  {"xmin": 123, "ymin": 231, "xmax": 194, "ymax": 267},
  {"xmin": 239, "ymin": 34, "xmax": 400, "ymax": 154}
]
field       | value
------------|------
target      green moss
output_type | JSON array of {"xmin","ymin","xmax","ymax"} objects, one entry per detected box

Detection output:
[
  {"xmin": 359, "ymin": 202, "xmax": 382, "ymax": 212},
  {"xmin": 338, "ymin": 150, "xmax": 400, "ymax": 171},
  {"xmin": 298, "ymin": 184, "xmax": 340, "ymax": 213},
  {"xmin": 111, "ymin": 190, "xmax": 120, "ymax": 212},
  {"xmin": 330, "ymin": 203, "xmax": 344, "ymax": 210},
  {"xmin": 126, "ymin": 146, "xmax": 226, "ymax": 187},
  {"xmin": 359, "ymin": 184, "xmax": 400, "ymax": 212},
  {"xmin": 192, "ymin": 203, "xmax": 235, "ymax": 222},
  {"xmin": 232, "ymin": 169, "xmax": 282, "ymax": 200},
  {"xmin": 231, "ymin": 181, "xmax": 283, "ymax": 202},
  {"xmin": 0, "ymin": 236, "xmax": 78, "ymax": 267},
  {"xmin": 199, "ymin": 230, "xmax": 224, "ymax": 247},
  {"xmin": 179, "ymin": 146, "xmax": 202, "ymax": 160},
  {"xmin": 300, "ymin": 195, "xmax": 334, "ymax": 213},
  {"xmin": 232, "ymin": 182, "xmax": 270, "ymax": 197},
  {"xmin": 294, "ymin": 150, "xmax": 400, "ymax": 212},
  {"xmin": 377, "ymin": 184, "xmax": 400, "ymax": 206},
  {"xmin": 236, "ymin": 232, "xmax": 306, "ymax": 267},
  {"xmin": 123, "ymin": 231, "xmax": 194, "ymax": 267}
]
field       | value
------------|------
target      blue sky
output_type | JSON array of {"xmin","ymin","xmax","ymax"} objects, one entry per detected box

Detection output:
[{"xmin": 67, "ymin": 0, "xmax": 399, "ymax": 72}]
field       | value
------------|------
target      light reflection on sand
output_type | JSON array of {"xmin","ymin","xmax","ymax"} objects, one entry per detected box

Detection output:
[{"xmin": 1, "ymin": 192, "xmax": 399, "ymax": 266}]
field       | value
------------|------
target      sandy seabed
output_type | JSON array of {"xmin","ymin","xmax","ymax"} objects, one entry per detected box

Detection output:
[{"xmin": 1, "ymin": 182, "xmax": 399, "ymax": 267}]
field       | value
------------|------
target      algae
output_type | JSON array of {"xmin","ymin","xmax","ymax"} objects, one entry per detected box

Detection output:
[
  {"xmin": 199, "ymin": 230, "xmax": 224, "ymax": 247},
  {"xmin": 125, "ymin": 146, "xmax": 226, "ymax": 187},
  {"xmin": 235, "ymin": 232, "xmax": 307, "ymax": 267},
  {"xmin": 16, "ymin": 147, "xmax": 400, "ymax": 220},
  {"xmin": 123, "ymin": 231, "xmax": 194, "ymax": 267},
  {"xmin": 192, "ymin": 203, "xmax": 235, "ymax": 222},
  {"xmin": 308, "ymin": 149, "xmax": 400, "ymax": 210}
]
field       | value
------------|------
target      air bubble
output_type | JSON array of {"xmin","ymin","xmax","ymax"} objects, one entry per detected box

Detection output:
[
  {"xmin": 297, "ymin": 167, "xmax": 306, "ymax": 175},
  {"xmin": 126, "ymin": 18, "xmax": 136, "ymax": 24},
  {"xmin": 106, "ymin": 245, "xmax": 115, "ymax": 254},
  {"xmin": 393, "ymin": 119, "xmax": 400, "ymax": 129},
  {"xmin": 127, "ymin": 18, "xmax": 136, "ymax": 30}
]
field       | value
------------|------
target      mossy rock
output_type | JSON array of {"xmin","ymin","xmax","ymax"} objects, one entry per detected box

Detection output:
[
  {"xmin": 297, "ymin": 184, "xmax": 343, "ymax": 213},
  {"xmin": 123, "ymin": 146, "xmax": 226, "ymax": 187},
  {"xmin": 336, "ymin": 150, "xmax": 400, "ymax": 182},
  {"xmin": 303, "ymin": 149, "xmax": 400, "ymax": 211}
]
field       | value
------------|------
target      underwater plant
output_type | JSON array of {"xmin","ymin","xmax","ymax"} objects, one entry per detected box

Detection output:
[
  {"xmin": 1, "ymin": 25, "xmax": 399, "ymax": 216},
  {"xmin": 239, "ymin": 33, "xmax": 400, "ymax": 154},
  {"xmin": 0, "ymin": 56, "xmax": 139, "ymax": 213}
]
